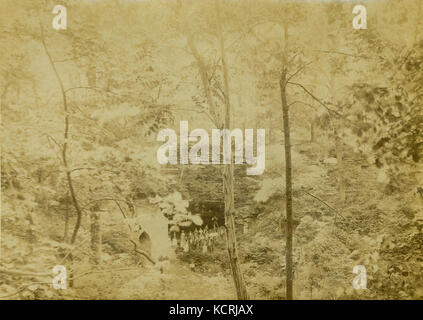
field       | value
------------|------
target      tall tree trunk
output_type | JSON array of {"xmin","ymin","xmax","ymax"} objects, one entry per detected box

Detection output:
[
  {"xmin": 178, "ymin": 0, "xmax": 248, "ymax": 299},
  {"xmin": 40, "ymin": 25, "xmax": 83, "ymax": 246},
  {"xmin": 40, "ymin": 24, "xmax": 83, "ymax": 287},
  {"xmin": 310, "ymin": 120, "xmax": 315, "ymax": 143},
  {"xmin": 63, "ymin": 194, "xmax": 70, "ymax": 242},
  {"xmin": 215, "ymin": 0, "xmax": 248, "ymax": 299},
  {"xmin": 87, "ymin": 58, "xmax": 102, "ymax": 263},
  {"xmin": 414, "ymin": 0, "xmax": 422, "ymax": 44},
  {"xmin": 280, "ymin": 24, "xmax": 294, "ymax": 300},
  {"xmin": 328, "ymin": 39, "xmax": 346, "ymax": 206},
  {"xmin": 90, "ymin": 210, "xmax": 101, "ymax": 264},
  {"xmin": 335, "ymin": 133, "xmax": 346, "ymax": 204}
]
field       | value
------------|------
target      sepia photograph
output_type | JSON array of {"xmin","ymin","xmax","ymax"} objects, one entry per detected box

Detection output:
[{"xmin": 0, "ymin": 0, "xmax": 422, "ymax": 301}]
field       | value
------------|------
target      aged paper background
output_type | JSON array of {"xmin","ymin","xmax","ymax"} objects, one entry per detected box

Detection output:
[{"xmin": 1, "ymin": 0, "xmax": 422, "ymax": 299}]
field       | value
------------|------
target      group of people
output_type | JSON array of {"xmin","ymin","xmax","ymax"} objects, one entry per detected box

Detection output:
[{"xmin": 170, "ymin": 225, "xmax": 223, "ymax": 254}]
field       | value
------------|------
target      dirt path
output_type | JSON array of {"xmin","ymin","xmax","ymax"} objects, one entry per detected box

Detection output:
[{"xmin": 116, "ymin": 259, "xmax": 234, "ymax": 299}]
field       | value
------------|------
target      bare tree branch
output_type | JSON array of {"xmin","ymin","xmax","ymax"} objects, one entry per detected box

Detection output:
[
  {"xmin": 69, "ymin": 167, "xmax": 96, "ymax": 174},
  {"xmin": 81, "ymin": 198, "xmax": 135, "ymax": 212},
  {"xmin": 288, "ymin": 100, "xmax": 318, "ymax": 111},
  {"xmin": 0, "ymin": 266, "xmax": 51, "ymax": 277},
  {"xmin": 53, "ymin": 54, "xmax": 88, "ymax": 63},
  {"xmin": 286, "ymin": 61, "xmax": 313, "ymax": 83},
  {"xmin": 130, "ymin": 240, "xmax": 156, "ymax": 265},
  {"xmin": 64, "ymin": 86, "xmax": 118, "ymax": 96},
  {"xmin": 287, "ymin": 81, "xmax": 342, "ymax": 116},
  {"xmin": 313, "ymin": 49, "xmax": 370, "ymax": 59},
  {"xmin": 299, "ymin": 188, "xmax": 345, "ymax": 224},
  {"xmin": 171, "ymin": 107, "xmax": 218, "ymax": 127}
]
